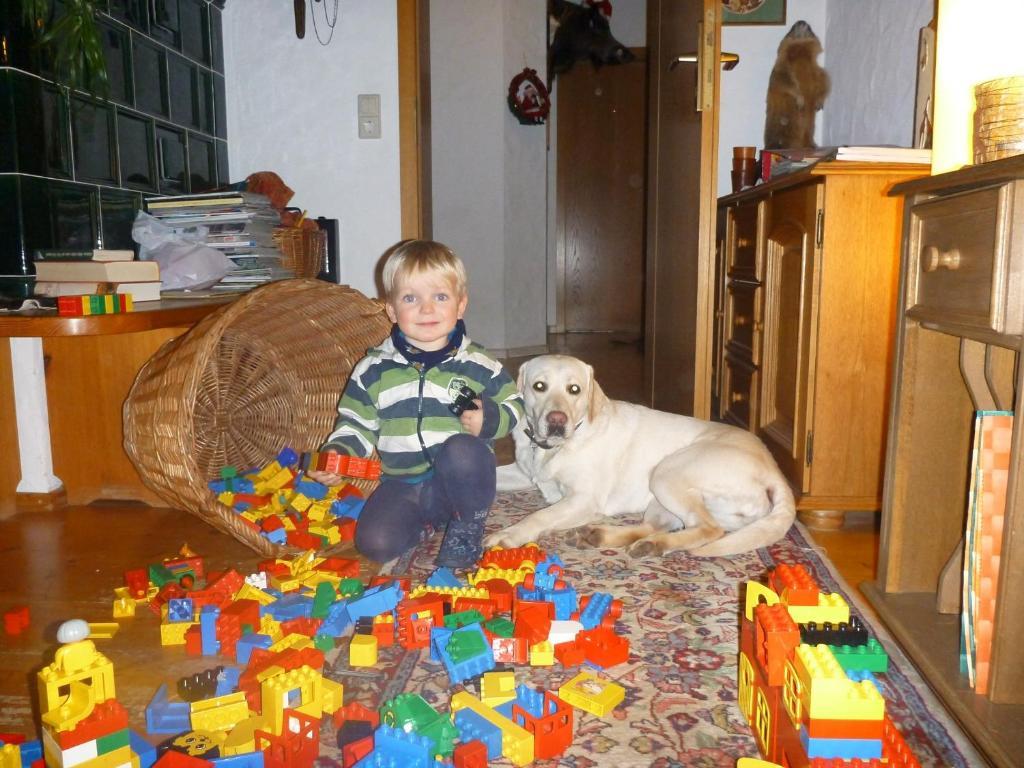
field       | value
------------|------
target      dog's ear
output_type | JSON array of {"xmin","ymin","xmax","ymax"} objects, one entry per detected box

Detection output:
[
  {"xmin": 517, "ymin": 362, "xmax": 527, "ymax": 392},
  {"xmin": 586, "ymin": 365, "xmax": 609, "ymax": 422}
]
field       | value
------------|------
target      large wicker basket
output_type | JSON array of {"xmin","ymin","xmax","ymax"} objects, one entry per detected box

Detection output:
[
  {"xmin": 123, "ymin": 279, "xmax": 391, "ymax": 557},
  {"xmin": 273, "ymin": 227, "xmax": 327, "ymax": 279}
]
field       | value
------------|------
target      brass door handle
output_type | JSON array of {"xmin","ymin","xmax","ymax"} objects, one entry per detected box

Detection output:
[{"xmin": 670, "ymin": 52, "xmax": 740, "ymax": 71}]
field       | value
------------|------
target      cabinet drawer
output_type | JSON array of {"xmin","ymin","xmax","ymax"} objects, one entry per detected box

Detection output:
[
  {"xmin": 720, "ymin": 353, "xmax": 757, "ymax": 431},
  {"xmin": 726, "ymin": 279, "xmax": 761, "ymax": 363},
  {"xmin": 728, "ymin": 202, "xmax": 759, "ymax": 279},
  {"xmin": 907, "ymin": 183, "xmax": 1023, "ymax": 335}
]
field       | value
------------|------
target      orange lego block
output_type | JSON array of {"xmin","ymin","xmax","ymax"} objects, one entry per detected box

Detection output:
[
  {"xmin": 881, "ymin": 715, "xmax": 921, "ymax": 768},
  {"xmin": 770, "ymin": 564, "xmax": 820, "ymax": 607},
  {"xmin": 55, "ymin": 700, "xmax": 129, "ymax": 749},
  {"xmin": 480, "ymin": 545, "xmax": 545, "ymax": 570},
  {"xmin": 754, "ymin": 602, "xmax": 801, "ymax": 686},
  {"xmin": 802, "ymin": 714, "xmax": 884, "ymax": 740}
]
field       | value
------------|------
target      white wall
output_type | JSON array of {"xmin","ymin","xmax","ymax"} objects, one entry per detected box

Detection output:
[
  {"xmin": 222, "ymin": 0, "xmax": 401, "ymax": 298},
  {"xmin": 431, "ymin": 0, "xmax": 547, "ymax": 355},
  {"xmin": 717, "ymin": 0, "xmax": 827, "ymax": 197},
  {"xmin": 823, "ymin": 0, "xmax": 933, "ymax": 147}
]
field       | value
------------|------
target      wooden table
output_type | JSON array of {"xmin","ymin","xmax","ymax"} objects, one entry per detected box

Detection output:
[{"xmin": 0, "ymin": 297, "xmax": 232, "ymax": 510}]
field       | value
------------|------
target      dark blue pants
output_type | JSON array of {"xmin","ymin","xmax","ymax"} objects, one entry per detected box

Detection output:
[{"xmin": 354, "ymin": 434, "xmax": 496, "ymax": 565}]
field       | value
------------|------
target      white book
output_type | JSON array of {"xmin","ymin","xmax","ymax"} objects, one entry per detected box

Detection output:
[{"xmin": 834, "ymin": 146, "xmax": 932, "ymax": 163}]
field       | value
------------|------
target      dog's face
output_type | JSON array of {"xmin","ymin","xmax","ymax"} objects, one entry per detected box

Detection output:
[
  {"xmin": 549, "ymin": 0, "xmax": 635, "ymax": 78},
  {"xmin": 517, "ymin": 354, "xmax": 607, "ymax": 445}
]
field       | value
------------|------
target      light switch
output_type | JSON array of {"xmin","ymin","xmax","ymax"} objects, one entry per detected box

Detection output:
[
  {"xmin": 357, "ymin": 93, "xmax": 381, "ymax": 140},
  {"xmin": 359, "ymin": 116, "xmax": 381, "ymax": 140}
]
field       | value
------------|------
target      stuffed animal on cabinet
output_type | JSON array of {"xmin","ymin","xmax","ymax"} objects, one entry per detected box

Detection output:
[{"xmin": 763, "ymin": 21, "xmax": 830, "ymax": 149}]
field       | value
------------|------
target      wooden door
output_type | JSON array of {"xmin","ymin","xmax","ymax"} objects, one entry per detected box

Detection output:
[
  {"xmin": 758, "ymin": 184, "xmax": 821, "ymax": 491},
  {"xmin": 644, "ymin": 0, "xmax": 722, "ymax": 416},
  {"xmin": 556, "ymin": 51, "xmax": 647, "ymax": 333}
]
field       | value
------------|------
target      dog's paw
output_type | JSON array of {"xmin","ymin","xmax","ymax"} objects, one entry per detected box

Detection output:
[
  {"xmin": 627, "ymin": 538, "xmax": 664, "ymax": 558},
  {"xmin": 484, "ymin": 529, "xmax": 525, "ymax": 549},
  {"xmin": 565, "ymin": 525, "xmax": 603, "ymax": 549}
]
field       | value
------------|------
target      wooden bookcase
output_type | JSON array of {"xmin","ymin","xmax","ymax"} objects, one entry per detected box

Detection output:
[{"xmin": 862, "ymin": 155, "xmax": 1024, "ymax": 768}]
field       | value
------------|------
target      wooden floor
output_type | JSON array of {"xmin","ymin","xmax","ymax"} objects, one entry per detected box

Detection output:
[{"xmin": 0, "ymin": 331, "xmax": 879, "ymax": 738}]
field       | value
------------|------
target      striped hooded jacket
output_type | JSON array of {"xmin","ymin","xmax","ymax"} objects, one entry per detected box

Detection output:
[{"xmin": 322, "ymin": 334, "xmax": 524, "ymax": 478}]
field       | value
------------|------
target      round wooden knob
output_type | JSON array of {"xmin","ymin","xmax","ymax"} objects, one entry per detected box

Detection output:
[
  {"xmin": 922, "ymin": 245, "xmax": 961, "ymax": 272},
  {"xmin": 734, "ymin": 315, "xmax": 750, "ymax": 326},
  {"xmin": 731, "ymin": 391, "xmax": 747, "ymax": 404},
  {"xmin": 737, "ymin": 237, "xmax": 752, "ymax": 248}
]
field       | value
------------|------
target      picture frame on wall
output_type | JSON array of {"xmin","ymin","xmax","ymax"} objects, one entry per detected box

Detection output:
[{"xmin": 722, "ymin": 0, "xmax": 786, "ymax": 26}]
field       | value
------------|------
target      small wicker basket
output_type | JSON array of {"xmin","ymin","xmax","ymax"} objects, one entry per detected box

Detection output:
[
  {"xmin": 273, "ymin": 227, "xmax": 327, "ymax": 279},
  {"xmin": 974, "ymin": 75, "xmax": 1024, "ymax": 165},
  {"xmin": 123, "ymin": 279, "xmax": 391, "ymax": 557}
]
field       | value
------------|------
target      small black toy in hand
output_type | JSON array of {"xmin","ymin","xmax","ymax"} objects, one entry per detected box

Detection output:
[{"xmin": 449, "ymin": 384, "xmax": 479, "ymax": 416}]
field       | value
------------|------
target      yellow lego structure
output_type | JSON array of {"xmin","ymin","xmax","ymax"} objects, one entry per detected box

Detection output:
[
  {"xmin": 159, "ymin": 622, "xmax": 192, "ymax": 646},
  {"xmin": 1, "ymin": 743, "xmax": 22, "ymax": 768},
  {"xmin": 38, "ymin": 640, "xmax": 116, "ymax": 732},
  {"xmin": 529, "ymin": 641, "xmax": 554, "ymax": 666},
  {"xmin": 87, "ymin": 624, "xmax": 119, "ymax": 639},
  {"xmin": 557, "ymin": 671, "xmax": 625, "ymax": 718},
  {"xmin": 259, "ymin": 665, "xmax": 323, "ymax": 736},
  {"xmin": 407, "ymin": 585, "xmax": 489, "ymax": 601},
  {"xmin": 788, "ymin": 644, "xmax": 885, "ymax": 721},
  {"xmin": 190, "ymin": 692, "xmax": 250, "ymax": 732},
  {"xmin": 111, "ymin": 598, "xmax": 135, "ymax": 619},
  {"xmin": 450, "ymin": 691, "xmax": 534, "ymax": 767},
  {"xmin": 480, "ymin": 671, "xmax": 516, "ymax": 708},
  {"xmin": 268, "ymin": 633, "xmax": 313, "ymax": 653},
  {"xmin": 466, "ymin": 565, "xmax": 533, "ymax": 587},
  {"xmin": 784, "ymin": 593, "xmax": 850, "ymax": 626},
  {"xmin": 349, "ymin": 635, "xmax": 378, "ymax": 667}
]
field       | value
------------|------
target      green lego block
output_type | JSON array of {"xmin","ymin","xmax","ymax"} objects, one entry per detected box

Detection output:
[
  {"xmin": 337, "ymin": 577, "xmax": 365, "ymax": 599},
  {"xmin": 420, "ymin": 715, "xmax": 459, "ymax": 758},
  {"xmin": 830, "ymin": 637, "xmax": 889, "ymax": 673},
  {"xmin": 484, "ymin": 617, "xmax": 514, "ymax": 638},
  {"xmin": 446, "ymin": 629, "xmax": 487, "ymax": 663},
  {"xmin": 312, "ymin": 582, "xmax": 337, "ymax": 618},
  {"xmin": 148, "ymin": 563, "xmax": 176, "ymax": 587},
  {"xmin": 314, "ymin": 634, "xmax": 335, "ymax": 652},
  {"xmin": 443, "ymin": 609, "xmax": 485, "ymax": 630},
  {"xmin": 96, "ymin": 728, "xmax": 130, "ymax": 754}
]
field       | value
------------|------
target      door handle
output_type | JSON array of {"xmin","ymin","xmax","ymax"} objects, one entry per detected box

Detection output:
[{"xmin": 669, "ymin": 52, "xmax": 739, "ymax": 71}]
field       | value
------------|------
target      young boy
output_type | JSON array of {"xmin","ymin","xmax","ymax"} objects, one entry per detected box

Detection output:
[{"xmin": 308, "ymin": 240, "xmax": 524, "ymax": 568}]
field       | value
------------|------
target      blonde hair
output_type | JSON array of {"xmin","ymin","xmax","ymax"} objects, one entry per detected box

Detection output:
[{"xmin": 381, "ymin": 240, "xmax": 467, "ymax": 299}]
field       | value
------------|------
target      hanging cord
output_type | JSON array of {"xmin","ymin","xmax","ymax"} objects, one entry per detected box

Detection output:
[{"xmin": 310, "ymin": 0, "xmax": 339, "ymax": 46}]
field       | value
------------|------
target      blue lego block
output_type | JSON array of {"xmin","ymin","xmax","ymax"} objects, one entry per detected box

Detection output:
[
  {"xmin": 453, "ymin": 709, "xmax": 501, "ymax": 761},
  {"xmin": 437, "ymin": 624, "xmax": 494, "ymax": 683},
  {"xmin": 495, "ymin": 684, "xmax": 547, "ymax": 721},
  {"xmin": 129, "ymin": 731, "xmax": 156, "ymax": 768},
  {"xmin": 548, "ymin": 586, "xmax": 579, "ymax": 620},
  {"xmin": 429, "ymin": 626, "xmax": 454, "ymax": 663},
  {"xmin": 277, "ymin": 447, "xmax": 299, "ymax": 467},
  {"xmin": 845, "ymin": 669, "xmax": 881, "ymax": 686},
  {"xmin": 799, "ymin": 730, "xmax": 883, "ymax": 761},
  {"xmin": 18, "ymin": 740, "xmax": 42, "ymax": 766},
  {"xmin": 167, "ymin": 598, "xmax": 194, "ymax": 623},
  {"xmin": 319, "ymin": 600, "xmax": 353, "ymax": 637},
  {"xmin": 235, "ymin": 633, "xmax": 273, "ymax": 665},
  {"xmin": 260, "ymin": 527, "xmax": 287, "ymax": 545},
  {"xmin": 331, "ymin": 496, "xmax": 366, "ymax": 520},
  {"xmin": 531, "ymin": 555, "xmax": 565, "ymax": 590},
  {"xmin": 199, "ymin": 605, "xmax": 220, "ymax": 656},
  {"xmin": 145, "ymin": 684, "xmax": 191, "ymax": 735},
  {"xmin": 369, "ymin": 725, "xmax": 433, "ymax": 768},
  {"xmin": 294, "ymin": 479, "xmax": 329, "ymax": 499},
  {"xmin": 215, "ymin": 666, "xmax": 241, "ymax": 696},
  {"xmin": 211, "ymin": 751, "xmax": 265, "ymax": 768},
  {"xmin": 346, "ymin": 583, "xmax": 403, "ymax": 621},
  {"xmin": 264, "ymin": 593, "xmax": 313, "ymax": 621},
  {"xmin": 578, "ymin": 592, "xmax": 614, "ymax": 630},
  {"xmin": 426, "ymin": 567, "xmax": 463, "ymax": 589}
]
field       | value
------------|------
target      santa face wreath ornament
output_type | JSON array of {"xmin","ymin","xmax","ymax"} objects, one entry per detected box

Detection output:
[{"xmin": 508, "ymin": 68, "xmax": 551, "ymax": 125}]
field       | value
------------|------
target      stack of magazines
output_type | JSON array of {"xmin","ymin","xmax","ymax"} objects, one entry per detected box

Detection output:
[{"xmin": 145, "ymin": 191, "xmax": 293, "ymax": 291}]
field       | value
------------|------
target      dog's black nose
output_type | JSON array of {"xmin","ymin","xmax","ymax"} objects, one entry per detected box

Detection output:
[{"xmin": 547, "ymin": 411, "xmax": 568, "ymax": 436}]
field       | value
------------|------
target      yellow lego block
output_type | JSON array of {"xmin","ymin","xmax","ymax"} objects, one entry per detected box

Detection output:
[
  {"xmin": 1, "ymin": 743, "xmax": 22, "ymax": 768},
  {"xmin": 235, "ymin": 583, "xmax": 276, "ymax": 606},
  {"xmin": 159, "ymin": 622, "xmax": 192, "ymax": 646},
  {"xmin": 38, "ymin": 640, "xmax": 115, "ymax": 732},
  {"xmin": 466, "ymin": 565, "xmax": 533, "ymax": 587},
  {"xmin": 259, "ymin": 615, "xmax": 283, "ymax": 642},
  {"xmin": 260, "ymin": 665, "xmax": 323, "ymax": 736},
  {"xmin": 791, "ymin": 644, "xmax": 885, "ymax": 721},
  {"xmin": 480, "ymin": 671, "xmax": 516, "ymax": 708},
  {"xmin": 407, "ymin": 585, "xmax": 489, "ymax": 601},
  {"xmin": 321, "ymin": 678, "xmax": 344, "ymax": 714},
  {"xmin": 737, "ymin": 760, "xmax": 783, "ymax": 768},
  {"xmin": 785, "ymin": 593, "xmax": 850, "ymax": 626},
  {"xmin": 217, "ymin": 491, "xmax": 235, "ymax": 507},
  {"xmin": 450, "ymin": 691, "xmax": 533, "ymax": 767},
  {"xmin": 190, "ymin": 692, "xmax": 250, "ymax": 732},
  {"xmin": 269, "ymin": 574, "xmax": 302, "ymax": 592},
  {"xmin": 256, "ymin": 461, "xmax": 284, "ymax": 480},
  {"xmin": 168, "ymin": 730, "xmax": 226, "ymax": 758},
  {"xmin": 239, "ymin": 510, "xmax": 261, "ymax": 524},
  {"xmin": 349, "ymin": 635, "xmax": 378, "ymax": 667},
  {"xmin": 87, "ymin": 623, "xmax": 119, "ymax": 639},
  {"xmin": 268, "ymin": 633, "xmax": 312, "ymax": 653},
  {"xmin": 112, "ymin": 597, "xmax": 135, "ymax": 619},
  {"xmin": 306, "ymin": 502, "xmax": 332, "ymax": 521},
  {"xmin": 557, "ymin": 671, "xmax": 625, "ymax": 718},
  {"xmin": 220, "ymin": 717, "xmax": 261, "ymax": 756},
  {"xmin": 289, "ymin": 494, "xmax": 313, "ymax": 513},
  {"xmin": 308, "ymin": 524, "xmax": 341, "ymax": 546},
  {"xmin": 530, "ymin": 641, "xmax": 554, "ymax": 666},
  {"xmin": 264, "ymin": 467, "xmax": 295, "ymax": 490}
]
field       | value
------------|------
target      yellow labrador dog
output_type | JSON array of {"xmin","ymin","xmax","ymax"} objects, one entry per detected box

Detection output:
[{"xmin": 487, "ymin": 354, "xmax": 795, "ymax": 557}]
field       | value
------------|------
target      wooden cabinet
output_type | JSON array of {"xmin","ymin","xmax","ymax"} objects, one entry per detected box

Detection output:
[
  {"xmin": 715, "ymin": 162, "xmax": 927, "ymax": 527},
  {"xmin": 862, "ymin": 156, "xmax": 1024, "ymax": 768}
]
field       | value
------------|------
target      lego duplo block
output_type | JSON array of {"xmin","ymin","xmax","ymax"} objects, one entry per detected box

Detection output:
[
  {"xmin": 3, "ymin": 606, "xmax": 30, "ymax": 635},
  {"xmin": 530, "ymin": 641, "xmax": 555, "ymax": 666},
  {"xmin": 492, "ymin": 636, "xmax": 528, "ymax": 665},
  {"xmin": 209, "ymin": 753, "xmax": 263, "ymax": 768},
  {"xmin": 791, "ymin": 645, "xmax": 885, "ymax": 721},
  {"xmin": 38, "ymin": 640, "xmax": 116, "ymax": 733},
  {"xmin": 452, "ymin": 740, "xmax": 488, "ymax": 768},
  {"xmin": 754, "ymin": 603, "xmax": 801, "ymax": 686},
  {"xmin": 512, "ymin": 605, "xmax": 551, "ymax": 646},
  {"xmin": 190, "ymin": 692, "xmax": 249, "ymax": 733},
  {"xmin": 348, "ymin": 635, "xmax": 378, "ymax": 667},
  {"xmin": 475, "ymin": 580, "xmax": 513, "ymax": 613},
  {"xmin": 259, "ymin": 666, "xmax": 323, "ymax": 736},
  {"xmin": 553, "ymin": 640, "xmax": 585, "ymax": 667},
  {"xmin": 333, "ymin": 702, "xmax": 379, "ymax": 730},
  {"xmin": 576, "ymin": 626, "xmax": 630, "ymax": 668},
  {"xmin": 468, "ymin": 564, "xmax": 533, "ymax": 588},
  {"xmin": 881, "ymin": 715, "xmax": 920, "ymax": 768},
  {"xmin": 575, "ymin": 593, "xmax": 621, "ymax": 630},
  {"xmin": 829, "ymin": 638, "xmax": 888, "ymax": 674},
  {"xmin": 235, "ymin": 635, "xmax": 273, "ymax": 666},
  {"xmin": 160, "ymin": 622, "xmax": 192, "ymax": 647},
  {"xmin": 129, "ymin": 731, "xmax": 156, "ymax": 768},
  {"xmin": 798, "ymin": 730, "xmax": 883, "ymax": 762},
  {"xmin": 426, "ymin": 567, "xmax": 462, "ymax": 589},
  {"xmin": 55, "ymin": 700, "xmax": 129, "ymax": 750},
  {"xmin": 770, "ymin": 564, "xmax": 819, "ymax": 606},
  {"xmin": 479, "ymin": 545, "xmax": 545, "ymax": 570},
  {"xmin": 178, "ymin": 668, "xmax": 223, "ymax": 703},
  {"xmin": 801, "ymin": 617, "xmax": 869, "ymax": 648},
  {"xmin": 371, "ymin": 615, "xmax": 394, "ymax": 648},
  {"xmin": 440, "ymin": 625, "xmax": 495, "ymax": 683},
  {"xmin": 369, "ymin": 725, "xmax": 433, "ymax": 768},
  {"xmin": 557, "ymin": 671, "xmax": 625, "ymax": 718},
  {"xmin": 480, "ymin": 671, "xmax": 516, "ymax": 708},
  {"xmin": 453, "ymin": 710, "xmax": 501, "ymax": 762},
  {"xmin": 510, "ymin": 688, "xmax": 573, "ymax": 760},
  {"xmin": 443, "ymin": 610, "xmax": 486, "ymax": 630},
  {"xmin": 449, "ymin": 692, "xmax": 533, "ymax": 767},
  {"xmin": 452, "ymin": 597, "xmax": 496, "ymax": 620},
  {"xmin": 167, "ymin": 730, "xmax": 225, "ymax": 759},
  {"xmin": 145, "ymin": 684, "xmax": 191, "ymax": 735},
  {"xmin": 786, "ymin": 593, "xmax": 850, "ymax": 626},
  {"xmin": 802, "ymin": 714, "xmax": 884, "ymax": 740},
  {"xmin": 164, "ymin": 598, "xmax": 192, "ymax": 625},
  {"xmin": 345, "ymin": 584, "xmax": 402, "ymax": 621}
]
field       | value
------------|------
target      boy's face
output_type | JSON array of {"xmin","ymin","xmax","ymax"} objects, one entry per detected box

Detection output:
[{"xmin": 386, "ymin": 270, "xmax": 467, "ymax": 351}]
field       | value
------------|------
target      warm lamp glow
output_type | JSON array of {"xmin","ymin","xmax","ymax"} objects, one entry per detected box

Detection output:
[{"xmin": 932, "ymin": 0, "xmax": 1024, "ymax": 174}]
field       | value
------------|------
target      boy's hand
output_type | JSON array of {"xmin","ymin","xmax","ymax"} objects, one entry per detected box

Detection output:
[
  {"xmin": 460, "ymin": 400, "xmax": 484, "ymax": 436},
  {"xmin": 307, "ymin": 469, "xmax": 343, "ymax": 487}
]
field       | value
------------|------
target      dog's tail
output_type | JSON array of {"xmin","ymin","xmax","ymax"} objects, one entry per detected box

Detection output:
[{"xmin": 690, "ymin": 476, "xmax": 797, "ymax": 557}]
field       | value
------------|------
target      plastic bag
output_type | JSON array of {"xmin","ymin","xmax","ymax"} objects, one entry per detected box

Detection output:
[{"xmin": 132, "ymin": 211, "xmax": 235, "ymax": 290}]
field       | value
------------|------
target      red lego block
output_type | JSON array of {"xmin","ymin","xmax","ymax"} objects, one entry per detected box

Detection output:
[
  {"xmin": 453, "ymin": 596, "xmax": 497, "ymax": 620},
  {"xmin": 343, "ymin": 457, "xmax": 381, "ymax": 480},
  {"xmin": 368, "ymin": 575, "xmax": 411, "ymax": 592},
  {"xmin": 492, "ymin": 636, "xmax": 528, "ymax": 665},
  {"xmin": 3, "ymin": 606, "xmax": 29, "ymax": 635},
  {"xmin": 553, "ymin": 640, "xmax": 585, "ymax": 667},
  {"xmin": 317, "ymin": 451, "xmax": 346, "ymax": 474},
  {"xmin": 754, "ymin": 602, "xmax": 801, "ymax": 686},
  {"xmin": 124, "ymin": 568, "xmax": 150, "ymax": 599},
  {"xmin": 206, "ymin": 569, "xmax": 245, "ymax": 598},
  {"xmin": 512, "ymin": 690, "xmax": 573, "ymax": 760},
  {"xmin": 260, "ymin": 560, "xmax": 291, "ymax": 579},
  {"xmin": 56, "ymin": 700, "xmax": 129, "ymax": 749},
  {"xmin": 221, "ymin": 600, "xmax": 260, "ymax": 633},
  {"xmin": 262, "ymin": 515, "xmax": 285, "ymax": 532},
  {"xmin": 0, "ymin": 735, "xmax": 26, "ymax": 746},
  {"xmin": 257, "ymin": 710, "xmax": 318, "ymax": 768},
  {"xmin": 371, "ymin": 618, "xmax": 395, "ymax": 648},
  {"xmin": 476, "ymin": 579, "xmax": 514, "ymax": 613},
  {"xmin": 341, "ymin": 735, "xmax": 373, "ymax": 768},
  {"xmin": 803, "ymin": 715, "xmax": 884, "ymax": 740},
  {"xmin": 335, "ymin": 519, "xmax": 357, "ymax": 543},
  {"xmin": 184, "ymin": 626, "xmax": 203, "ymax": 656},
  {"xmin": 770, "ymin": 563, "xmax": 819, "ymax": 607},
  {"xmin": 576, "ymin": 626, "xmax": 630, "ymax": 668},
  {"xmin": 57, "ymin": 296, "xmax": 84, "ymax": 316},
  {"xmin": 152, "ymin": 752, "xmax": 214, "ymax": 768},
  {"xmin": 479, "ymin": 544, "xmax": 545, "ymax": 570},
  {"xmin": 281, "ymin": 617, "xmax": 323, "ymax": 638},
  {"xmin": 317, "ymin": 557, "xmax": 361, "ymax": 579},
  {"xmin": 453, "ymin": 739, "xmax": 488, "ymax": 768},
  {"xmin": 513, "ymin": 601, "xmax": 552, "ymax": 645},
  {"xmin": 332, "ymin": 702, "xmax": 380, "ymax": 729},
  {"xmin": 808, "ymin": 760, "xmax": 884, "ymax": 768},
  {"xmin": 882, "ymin": 715, "xmax": 921, "ymax": 768}
]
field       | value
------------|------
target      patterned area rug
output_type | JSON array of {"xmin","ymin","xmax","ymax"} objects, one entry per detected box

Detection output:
[{"xmin": 323, "ymin": 490, "xmax": 983, "ymax": 768}]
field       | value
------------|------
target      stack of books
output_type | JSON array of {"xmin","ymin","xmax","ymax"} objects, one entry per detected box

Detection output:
[
  {"xmin": 761, "ymin": 145, "xmax": 932, "ymax": 181},
  {"xmin": 32, "ymin": 249, "xmax": 162, "ymax": 302},
  {"xmin": 145, "ymin": 191, "xmax": 292, "ymax": 292}
]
